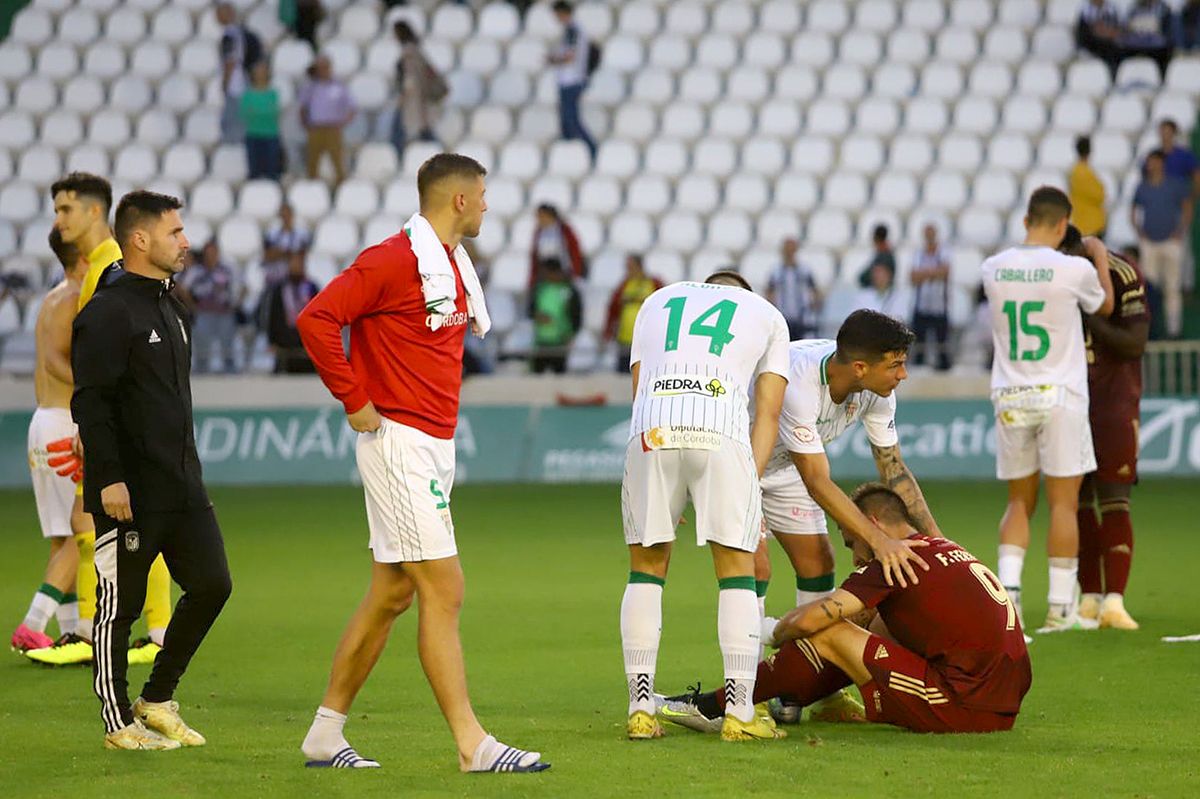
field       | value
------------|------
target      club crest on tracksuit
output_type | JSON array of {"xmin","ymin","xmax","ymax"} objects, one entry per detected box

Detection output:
[{"xmin": 124, "ymin": 530, "xmax": 140, "ymax": 552}]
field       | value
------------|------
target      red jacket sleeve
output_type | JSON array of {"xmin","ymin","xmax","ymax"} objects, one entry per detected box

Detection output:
[
  {"xmin": 604, "ymin": 280, "xmax": 624, "ymax": 339},
  {"xmin": 296, "ymin": 246, "xmax": 391, "ymax": 414},
  {"xmin": 563, "ymin": 223, "xmax": 586, "ymax": 279}
]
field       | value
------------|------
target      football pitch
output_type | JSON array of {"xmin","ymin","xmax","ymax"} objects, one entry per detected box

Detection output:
[{"xmin": 1, "ymin": 480, "xmax": 1198, "ymax": 799}]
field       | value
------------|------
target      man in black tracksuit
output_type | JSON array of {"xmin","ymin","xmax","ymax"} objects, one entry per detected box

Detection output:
[{"xmin": 71, "ymin": 191, "xmax": 231, "ymax": 750}]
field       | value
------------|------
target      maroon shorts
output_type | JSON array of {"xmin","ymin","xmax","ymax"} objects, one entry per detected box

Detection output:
[
  {"xmin": 1090, "ymin": 413, "xmax": 1139, "ymax": 484},
  {"xmin": 859, "ymin": 635, "xmax": 1016, "ymax": 734}
]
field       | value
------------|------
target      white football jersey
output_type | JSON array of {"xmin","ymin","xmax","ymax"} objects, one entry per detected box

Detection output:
[
  {"xmin": 629, "ymin": 282, "xmax": 790, "ymax": 445},
  {"xmin": 768, "ymin": 340, "xmax": 898, "ymax": 475},
  {"xmin": 982, "ymin": 245, "xmax": 1105, "ymax": 400}
]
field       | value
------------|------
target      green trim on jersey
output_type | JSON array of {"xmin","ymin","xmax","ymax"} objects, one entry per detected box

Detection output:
[{"xmin": 819, "ymin": 353, "xmax": 833, "ymax": 386}]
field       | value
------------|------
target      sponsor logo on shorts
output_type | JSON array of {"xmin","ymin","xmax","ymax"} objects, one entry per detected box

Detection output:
[
  {"xmin": 124, "ymin": 531, "xmax": 139, "ymax": 552},
  {"xmin": 651, "ymin": 375, "xmax": 727, "ymax": 399},
  {"xmin": 641, "ymin": 426, "xmax": 722, "ymax": 451},
  {"xmin": 793, "ymin": 425, "xmax": 816, "ymax": 444}
]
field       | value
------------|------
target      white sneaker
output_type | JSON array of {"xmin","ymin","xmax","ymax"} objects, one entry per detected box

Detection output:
[
  {"xmin": 1099, "ymin": 594, "xmax": 1139, "ymax": 630},
  {"xmin": 1036, "ymin": 610, "xmax": 1100, "ymax": 634},
  {"xmin": 132, "ymin": 697, "xmax": 206, "ymax": 746},
  {"xmin": 104, "ymin": 719, "xmax": 181, "ymax": 751},
  {"xmin": 1079, "ymin": 593, "xmax": 1102, "ymax": 622}
]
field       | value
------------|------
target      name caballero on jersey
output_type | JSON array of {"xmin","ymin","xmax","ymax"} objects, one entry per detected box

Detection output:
[{"xmin": 651, "ymin": 374, "xmax": 728, "ymax": 399}]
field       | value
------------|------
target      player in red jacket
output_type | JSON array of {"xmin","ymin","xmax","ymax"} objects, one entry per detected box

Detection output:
[
  {"xmin": 295, "ymin": 154, "xmax": 548, "ymax": 773},
  {"xmin": 660, "ymin": 483, "xmax": 1032, "ymax": 734}
]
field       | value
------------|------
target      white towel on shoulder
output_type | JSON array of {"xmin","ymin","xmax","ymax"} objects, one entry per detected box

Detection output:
[{"xmin": 403, "ymin": 212, "xmax": 491, "ymax": 337}]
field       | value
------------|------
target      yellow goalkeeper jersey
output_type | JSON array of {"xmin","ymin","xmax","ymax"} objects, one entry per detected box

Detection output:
[{"xmin": 78, "ymin": 237, "xmax": 123, "ymax": 310}]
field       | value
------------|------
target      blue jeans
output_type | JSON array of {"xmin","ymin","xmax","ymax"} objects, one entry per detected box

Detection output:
[
  {"xmin": 245, "ymin": 136, "xmax": 283, "ymax": 180},
  {"xmin": 557, "ymin": 83, "xmax": 596, "ymax": 159}
]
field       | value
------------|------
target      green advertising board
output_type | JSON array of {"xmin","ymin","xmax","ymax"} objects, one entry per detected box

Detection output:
[{"xmin": 2, "ymin": 398, "xmax": 1198, "ymax": 488}]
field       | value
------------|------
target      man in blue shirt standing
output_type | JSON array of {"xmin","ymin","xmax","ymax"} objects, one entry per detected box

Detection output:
[
  {"xmin": 1133, "ymin": 149, "xmax": 1193, "ymax": 338},
  {"xmin": 548, "ymin": 2, "xmax": 597, "ymax": 161}
]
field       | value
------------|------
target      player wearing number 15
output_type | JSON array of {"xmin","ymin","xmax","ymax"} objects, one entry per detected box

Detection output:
[
  {"xmin": 982, "ymin": 187, "xmax": 1114, "ymax": 635},
  {"xmin": 620, "ymin": 272, "xmax": 790, "ymax": 742}
]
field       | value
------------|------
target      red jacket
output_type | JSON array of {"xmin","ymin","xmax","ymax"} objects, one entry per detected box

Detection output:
[
  {"xmin": 296, "ymin": 231, "xmax": 468, "ymax": 439},
  {"xmin": 529, "ymin": 220, "xmax": 586, "ymax": 289}
]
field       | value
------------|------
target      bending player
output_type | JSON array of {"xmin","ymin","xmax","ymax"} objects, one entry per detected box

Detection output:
[
  {"xmin": 660, "ymin": 484, "xmax": 1032, "ymax": 734},
  {"xmin": 754, "ymin": 310, "xmax": 941, "ymax": 721},
  {"xmin": 11, "ymin": 229, "xmax": 88, "ymax": 652},
  {"xmin": 27, "ymin": 173, "xmax": 170, "ymax": 666},
  {"xmin": 1059, "ymin": 226, "xmax": 1148, "ymax": 630},
  {"xmin": 983, "ymin": 188, "xmax": 1114, "ymax": 634},
  {"xmin": 619, "ymin": 270, "xmax": 791, "ymax": 742}
]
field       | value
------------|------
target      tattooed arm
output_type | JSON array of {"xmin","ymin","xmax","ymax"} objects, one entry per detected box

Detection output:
[
  {"xmin": 870, "ymin": 443, "xmax": 943, "ymax": 538},
  {"xmin": 771, "ymin": 589, "xmax": 866, "ymax": 646}
]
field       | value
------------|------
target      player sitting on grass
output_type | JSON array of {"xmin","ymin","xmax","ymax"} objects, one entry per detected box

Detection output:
[{"xmin": 659, "ymin": 483, "xmax": 1032, "ymax": 734}]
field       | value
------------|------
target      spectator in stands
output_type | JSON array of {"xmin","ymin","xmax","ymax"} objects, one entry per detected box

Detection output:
[
  {"xmin": 767, "ymin": 237, "xmax": 822, "ymax": 339},
  {"xmin": 240, "ymin": 62, "xmax": 284, "ymax": 181},
  {"xmin": 910, "ymin": 224, "xmax": 953, "ymax": 372},
  {"xmin": 299, "ymin": 55, "xmax": 356, "ymax": 186},
  {"xmin": 280, "ymin": 0, "xmax": 323, "ymax": 50},
  {"xmin": 529, "ymin": 204, "xmax": 586, "ymax": 289},
  {"xmin": 1076, "ymin": 0, "xmax": 1124, "ymax": 77},
  {"xmin": 857, "ymin": 224, "xmax": 896, "ymax": 288},
  {"xmin": 178, "ymin": 241, "xmax": 241, "ymax": 374},
  {"xmin": 1178, "ymin": 0, "xmax": 1200, "ymax": 50},
  {"xmin": 1158, "ymin": 119, "xmax": 1200, "ymax": 187},
  {"xmin": 529, "ymin": 258, "xmax": 582, "ymax": 374},
  {"xmin": 856, "ymin": 260, "xmax": 908, "ymax": 322},
  {"xmin": 390, "ymin": 21, "xmax": 446, "ymax": 157},
  {"xmin": 603, "ymin": 254, "xmax": 662, "ymax": 373},
  {"xmin": 1133, "ymin": 150, "xmax": 1192, "ymax": 338},
  {"xmin": 218, "ymin": 2, "xmax": 264, "ymax": 144},
  {"xmin": 1120, "ymin": 0, "xmax": 1175, "ymax": 79},
  {"xmin": 547, "ymin": 1, "xmax": 597, "ymax": 161},
  {"xmin": 262, "ymin": 204, "xmax": 312, "ymax": 286},
  {"xmin": 264, "ymin": 250, "xmax": 320, "ymax": 373},
  {"xmin": 0, "ymin": 274, "xmax": 23, "ymax": 371},
  {"xmin": 1069, "ymin": 136, "xmax": 1107, "ymax": 237}
]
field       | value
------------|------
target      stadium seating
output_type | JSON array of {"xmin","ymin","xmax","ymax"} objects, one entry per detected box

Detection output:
[{"xmin": 0, "ymin": 0, "xmax": 1193, "ymax": 372}]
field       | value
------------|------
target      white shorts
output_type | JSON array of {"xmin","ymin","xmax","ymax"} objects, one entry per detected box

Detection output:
[
  {"xmin": 27, "ymin": 407, "xmax": 77, "ymax": 539},
  {"xmin": 356, "ymin": 418, "xmax": 457, "ymax": 563},
  {"xmin": 994, "ymin": 402, "xmax": 1097, "ymax": 480},
  {"xmin": 760, "ymin": 466, "xmax": 828, "ymax": 536},
  {"xmin": 621, "ymin": 435, "xmax": 762, "ymax": 553}
]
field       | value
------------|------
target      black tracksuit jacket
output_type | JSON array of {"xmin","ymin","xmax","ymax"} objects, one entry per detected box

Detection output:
[{"xmin": 71, "ymin": 265, "xmax": 210, "ymax": 517}]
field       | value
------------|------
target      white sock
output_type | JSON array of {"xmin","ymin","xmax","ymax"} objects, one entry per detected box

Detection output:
[
  {"xmin": 1047, "ymin": 557, "xmax": 1078, "ymax": 615},
  {"xmin": 756, "ymin": 595, "xmax": 765, "ymax": 618},
  {"xmin": 997, "ymin": 544, "xmax": 1026, "ymax": 592},
  {"xmin": 1082, "ymin": 592, "xmax": 1103, "ymax": 605},
  {"xmin": 796, "ymin": 588, "xmax": 834, "ymax": 607},
  {"xmin": 302, "ymin": 706, "xmax": 349, "ymax": 759},
  {"xmin": 75, "ymin": 617, "xmax": 93, "ymax": 642},
  {"xmin": 23, "ymin": 586, "xmax": 61, "ymax": 633},
  {"xmin": 760, "ymin": 615, "xmax": 779, "ymax": 649},
  {"xmin": 718, "ymin": 583, "xmax": 760, "ymax": 723},
  {"xmin": 56, "ymin": 597, "xmax": 78, "ymax": 635},
  {"xmin": 149, "ymin": 627, "xmax": 166, "ymax": 647},
  {"xmin": 620, "ymin": 578, "xmax": 663, "ymax": 716}
]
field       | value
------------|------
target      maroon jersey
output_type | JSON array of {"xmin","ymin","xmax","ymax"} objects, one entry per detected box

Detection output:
[
  {"xmin": 1086, "ymin": 253, "xmax": 1148, "ymax": 417},
  {"xmin": 840, "ymin": 536, "xmax": 1032, "ymax": 714}
]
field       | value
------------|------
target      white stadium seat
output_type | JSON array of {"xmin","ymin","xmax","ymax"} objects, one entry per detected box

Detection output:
[
  {"xmin": 679, "ymin": 68, "xmax": 722, "ymax": 105},
  {"xmin": 183, "ymin": 107, "xmax": 222, "ymax": 148},
  {"xmin": 288, "ymin": 180, "xmax": 332, "ymax": 221},
  {"xmin": 189, "ymin": 181, "xmax": 235, "ymax": 221},
  {"xmin": 313, "ymin": 216, "xmax": 361, "ymax": 260},
  {"xmin": 724, "ymin": 174, "xmax": 770, "ymax": 213},
  {"xmin": 447, "ymin": 71, "xmax": 485, "ymax": 108},
  {"xmin": 886, "ymin": 29, "xmax": 928, "ymax": 65},
  {"xmin": 664, "ymin": 3, "xmax": 707, "ymax": 37},
  {"xmin": 952, "ymin": 97, "xmax": 998, "ymax": 135},
  {"xmin": 889, "ymin": 135, "xmax": 934, "ymax": 173},
  {"xmin": 791, "ymin": 32, "xmax": 834, "ymax": 68},
  {"xmin": 1116, "ymin": 57, "xmax": 1160, "ymax": 91},
  {"xmin": 1066, "ymin": 61, "xmax": 1111, "ymax": 97},
  {"xmin": 984, "ymin": 27, "xmax": 1027, "ymax": 62},
  {"xmin": 431, "ymin": 4, "xmax": 474, "ymax": 43},
  {"xmin": 1032, "ymin": 27, "xmax": 1075, "ymax": 61},
  {"xmin": 1051, "ymin": 94, "xmax": 1098, "ymax": 134},
  {"xmin": 603, "ymin": 35, "xmax": 645, "ymax": 73},
  {"xmin": 272, "ymin": 39, "xmax": 314, "ymax": 79},
  {"xmin": 631, "ymin": 68, "xmax": 674, "ymax": 106},
  {"xmin": 709, "ymin": 103, "xmax": 752, "ymax": 140},
  {"xmin": 919, "ymin": 62, "xmax": 964, "ymax": 99},
  {"xmin": 1100, "ymin": 94, "xmax": 1148, "ymax": 134},
  {"xmin": 790, "ymin": 136, "xmax": 835, "ymax": 176},
  {"xmin": 904, "ymin": 0, "xmax": 946, "ymax": 31},
  {"xmin": 210, "ymin": 145, "xmax": 247, "ymax": 183},
  {"xmin": 950, "ymin": 0, "xmax": 993, "ymax": 30},
  {"xmin": 607, "ymin": 212, "xmax": 655, "ymax": 253},
  {"xmin": 151, "ymin": 6, "xmax": 194, "ymax": 46},
  {"xmin": 874, "ymin": 172, "xmax": 920, "ymax": 209},
  {"xmin": 772, "ymin": 65, "xmax": 818, "ymax": 102},
  {"xmin": 1091, "ymin": 132, "xmax": 1133, "ymax": 171},
  {"xmin": 840, "ymin": 135, "xmax": 885, "ymax": 173},
  {"xmin": 806, "ymin": 99, "xmax": 851, "ymax": 137},
  {"xmin": 11, "ymin": 8, "xmax": 53, "ymax": 47},
  {"xmin": 0, "ymin": 43, "xmax": 32, "ymax": 84},
  {"xmin": 1016, "ymin": 61, "xmax": 1062, "ymax": 99},
  {"xmin": 695, "ymin": 33, "xmax": 738, "ymax": 71},
  {"xmin": 339, "ymin": 4, "xmax": 382, "ymax": 43},
  {"xmin": 217, "ymin": 216, "xmax": 263, "ymax": 261},
  {"xmin": 0, "ymin": 182, "xmax": 40, "ymax": 223},
  {"xmin": 58, "ymin": 8, "xmax": 101, "ymax": 46},
  {"xmin": 516, "ymin": 105, "xmax": 561, "ymax": 145},
  {"xmin": 41, "ymin": 110, "xmax": 84, "ymax": 151},
  {"xmin": 727, "ymin": 67, "xmax": 770, "ymax": 105},
  {"xmin": 823, "ymin": 172, "xmax": 870, "ymax": 210},
  {"xmin": 595, "ymin": 140, "xmax": 639, "ymax": 179},
  {"xmin": 576, "ymin": 176, "xmax": 621, "ymax": 218},
  {"xmin": 692, "ymin": 138, "xmax": 737, "ymax": 177},
  {"xmin": 350, "ymin": 73, "xmax": 390, "ymax": 111},
  {"xmin": 672, "ymin": 174, "xmax": 718, "ymax": 215},
  {"xmin": 36, "ymin": 42, "xmax": 79, "ymax": 83},
  {"xmin": 935, "ymin": 28, "xmax": 978, "ymax": 64},
  {"xmin": 741, "ymin": 137, "xmax": 787, "ymax": 175},
  {"xmin": 643, "ymin": 139, "xmax": 689, "ymax": 179},
  {"xmin": 85, "ymin": 42, "xmax": 127, "ymax": 81},
  {"xmin": 939, "ymin": 133, "xmax": 984, "ymax": 171},
  {"xmin": 873, "ymin": 63, "xmax": 916, "ymax": 98},
  {"xmin": 903, "ymin": 98, "xmax": 949, "ymax": 135},
  {"xmin": 972, "ymin": 170, "xmax": 1019, "ymax": 210},
  {"xmin": 66, "ymin": 145, "xmax": 109, "ymax": 177},
  {"xmin": 113, "ymin": 143, "xmax": 158, "ymax": 185},
  {"xmin": 383, "ymin": 181, "xmax": 419, "ymax": 216},
  {"xmin": 968, "ymin": 62, "xmax": 1013, "ymax": 98},
  {"xmin": 856, "ymin": 98, "xmax": 900, "ymax": 134},
  {"xmin": 618, "ymin": 3, "xmax": 659, "ymax": 39},
  {"xmin": 237, "ymin": 180, "xmax": 283, "ymax": 221},
  {"xmin": 661, "ymin": 102, "xmax": 705, "ymax": 141},
  {"xmin": 957, "ymin": 207, "xmax": 1003, "ymax": 248},
  {"xmin": 15, "ymin": 77, "xmax": 57, "ymax": 116},
  {"xmin": 626, "ymin": 174, "xmax": 674, "ymax": 216},
  {"xmin": 840, "ymin": 30, "xmax": 882, "ymax": 67},
  {"xmin": 1001, "ymin": 96, "xmax": 1047, "ymax": 135},
  {"xmin": 1035, "ymin": 132, "xmax": 1075, "ymax": 171},
  {"xmin": 757, "ymin": 103, "xmax": 802, "ymax": 138},
  {"xmin": 333, "ymin": 180, "xmax": 380, "ymax": 221},
  {"xmin": 760, "ymin": 0, "xmax": 801, "ymax": 34},
  {"xmin": 706, "ymin": 211, "xmax": 753, "ymax": 252},
  {"xmin": 923, "ymin": 171, "xmax": 968, "ymax": 210},
  {"xmin": 469, "ymin": 106, "xmax": 514, "ymax": 144},
  {"xmin": 157, "ymin": 75, "xmax": 200, "ymax": 114},
  {"xmin": 86, "ymin": 109, "xmax": 132, "ymax": 151},
  {"xmin": 547, "ymin": 140, "xmax": 592, "ymax": 180},
  {"xmin": 808, "ymin": 0, "xmax": 849, "ymax": 33},
  {"xmin": 575, "ymin": 3, "xmax": 613, "ymax": 40},
  {"xmin": 712, "ymin": 2, "xmax": 753, "ymax": 36},
  {"xmin": 1165, "ymin": 56, "xmax": 1200, "ymax": 94},
  {"xmin": 987, "ymin": 133, "xmax": 1033, "ymax": 172},
  {"xmin": 755, "ymin": 209, "xmax": 801, "ymax": 249},
  {"xmin": 806, "ymin": 209, "xmax": 852, "ymax": 249},
  {"xmin": 498, "ymin": 141, "xmax": 543, "ymax": 182},
  {"xmin": 854, "ymin": 0, "xmax": 897, "ymax": 32},
  {"xmin": 162, "ymin": 143, "xmax": 206, "ymax": 185},
  {"xmin": 743, "ymin": 33, "xmax": 786, "ymax": 69},
  {"xmin": 657, "ymin": 211, "xmax": 704, "ymax": 254},
  {"xmin": 822, "ymin": 64, "xmax": 867, "ymax": 100},
  {"xmin": 18, "ymin": 145, "xmax": 61, "ymax": 187}
]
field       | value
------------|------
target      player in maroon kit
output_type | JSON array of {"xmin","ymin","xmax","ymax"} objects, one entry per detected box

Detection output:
[
  {"xmin": 1060, "ymin": 225, "xmax": 1149, "ymax": 630},
  {"xmin": 295, "ymin": 154, "xmax": 548, "ymax": 772},
  {"xmin": 659, "ymin": 483, "xmax": 1032, "ymax": 733}
]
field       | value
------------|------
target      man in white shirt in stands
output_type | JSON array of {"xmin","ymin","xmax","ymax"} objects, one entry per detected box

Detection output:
[
  {"xmin": 619, "ymin": 272, "xmax": 789, "ymax": 743},
  {"xmin": 910, "ymin": 223, "xmax": 953, "ymax": 371},
  {"xmin": 548, "ymin": 1, "xmax": 597, "ymax": 160},
  {"xmin": 982, "ymin": 186, "xmax": 1114, "ymax": 634}
]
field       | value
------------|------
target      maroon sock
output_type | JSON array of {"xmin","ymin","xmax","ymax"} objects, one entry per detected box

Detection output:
[
  {"xmin": 1100, "ymin": 502, "xmax": 1134, "ymax": 596},
  {"xmin": 1077, "ymin": 505, "xmax": 1103, "ymax": 595},
  {"xmin": 715, "ymin": 640, "xmax": 851, "ymax": 712}
]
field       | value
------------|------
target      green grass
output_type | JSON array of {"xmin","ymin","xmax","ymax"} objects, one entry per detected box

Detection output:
[{"xmin": 2, "ymin": 480, "xmax": 1198, "ymax": 798}]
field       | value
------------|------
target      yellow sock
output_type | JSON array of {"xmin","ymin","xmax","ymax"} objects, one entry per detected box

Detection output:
[
  {"xmin": 74, "ymin": 530, "xmax": 97, "ymax": 640},
  {"xmin": 144, "ymin": 555, "xmax": 172, "ymax": 635}
]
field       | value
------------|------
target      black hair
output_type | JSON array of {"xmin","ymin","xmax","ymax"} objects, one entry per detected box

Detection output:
[
  {"xmin": 835, "ymin": 309, "xmax": 915, "ymax": 362},
  {"xmin": 113, "ymin": 190, "xmax": 183, "ymax": 247},
  {"xmin": 705, "ymin": 270, "xmax": 752, "ymax": 291},
  {"xmin": 50, "ymin": 172, "xmax": 113, "ymax": 215},
  {"xmin": 872, "ymin": 224, "xmax": 889, "ymax": 242},
  {"xmin": 1059, "ymin": 224, "xmax": 1085, "ymax": 257},
  {"xmin": 1075, "ymin": 135, "xmax": 1091, "ymax": 159}
]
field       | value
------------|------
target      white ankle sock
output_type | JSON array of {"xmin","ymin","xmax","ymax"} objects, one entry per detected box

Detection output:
[
  {"xmin": 1047, "ymin": 558, "xmax": 1077, "ymax": 613},
  {"xmin": 997, "ymin": 544, "xmax": 1026, "ymax": 592},
  {"xmin": 23, "ymin": 586, "xmax": 61, "ymax": 633},
  {"xmin": 621, "ymin": 578, "xmax": 663, "ymax": 716},
  {"xmin": 75, "ymin": 618, "xmax": 93, "ymax": 642},
  {"xmin": 718, "ymin": 583, "xmax": 759, "ymax": 723},
  {"xmin": 56, "ymin": 597, "xmax": 78, "ymax": 635},
  {"xmin": 149, "ymin": 627, "xmax": 166, "ymax": 647},
  {"xmin": 302, "ymin": 706, "xmax": 349, "ymax": 759}
]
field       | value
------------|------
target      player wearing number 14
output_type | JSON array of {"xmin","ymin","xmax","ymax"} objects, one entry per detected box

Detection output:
[
  {"xmin": 620, "ymin": 273, "xmax": 790, "ymax": 742},
  {"xmin": 982, "ymin": 187, "xmax": 1115, "ymax": 634}
]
